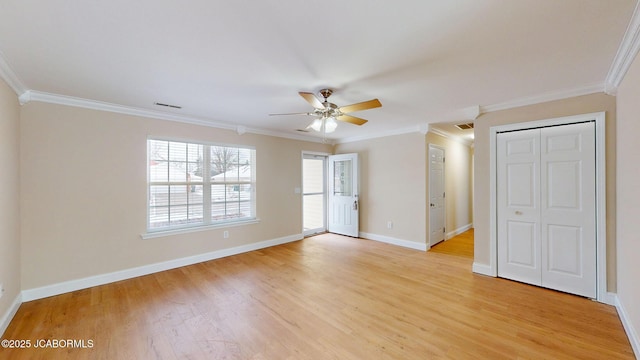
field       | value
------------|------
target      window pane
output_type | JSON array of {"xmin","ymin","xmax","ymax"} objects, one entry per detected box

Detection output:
[
  {"xmin": 149, "ymin": 140, "xmax": 168, "ymax": 161},
  {"xmin": 170, "ymin": 205, "xmax": 188, "ymax": 225},
  {"xmin": 186, "ymin": 203, "xmax": 203, "ymax": 224},
  {"xmin": 149, "ymin": 161, "xmax": 168, "ymax": 182},
  {"xmin": 211, "ymin": 184, "xmax": 226, "ymax": 202},
  {"xmin": 238, "ymin": 148, "xmax": 252, "ymax": 166},
  {"xmin": 303, "ymin": 158, "xmax": 324, "ymax": 193},
  {"xmin": 149, "ymin": 206, "xmax": 168, "ymax": 229},
  {"xmin": 169, "ymin": 141, "xmax": 187, "ymax": 162},
  {"xmin": 150, "ymin": 185, "xmax": 169, "ymax": 206},
  {"xmin": 334, "ymin": 160, "xmax": 352, "ymax": 196},
  {"xmin": 304, "ymin": 194, "xmax": 324, "ymax": 230},
  {"xmin": 211, "ymin": 146, "xmax": 238, "ymax": 177},
  {"xmin": 226, "ymin": 200, "xmax": 241, "ymax": 218},
  {"xmin": 169, "ymin": 185, "xmax": 189, "ymax": 205}
]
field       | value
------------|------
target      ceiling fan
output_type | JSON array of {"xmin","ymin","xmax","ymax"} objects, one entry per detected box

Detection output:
[{"xmin": 270, "ymin": 89, "xmax": 382, "ymax": 134}]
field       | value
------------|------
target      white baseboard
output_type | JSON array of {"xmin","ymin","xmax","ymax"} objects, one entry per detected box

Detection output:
[
  {"xmin": 22, "ymin": 233, "xmax": 303, "ymax": 302},
  {"xmin": 0, "ymin": 292, "xmax": 22, "ymax": 337},
  {"xmin": 614, "ymin": 294, "xmax": 640, "ymax": 359},
  {"xmin": 359, "ymin": 232, "xmax": 427, "ymax": 251},
  {"xmin": 446, "ymin": 223, "xmax": 473, "ymax": 240},
  {"xmin": 472, "ymin": 262, "xmax": 495, "ymax": 277}
]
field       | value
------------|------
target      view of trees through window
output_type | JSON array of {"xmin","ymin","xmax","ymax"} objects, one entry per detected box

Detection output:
[{"xmin": 147, "ymin": 139, "xmax": 255, "ymax": 231}]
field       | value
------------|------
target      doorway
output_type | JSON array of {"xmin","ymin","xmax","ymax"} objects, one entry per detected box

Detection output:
[
  {"xmin": 429, "ymin": 144, "xmax": 446, "ymax": 247},
  {"xmin": 303, "ymin": 153, "xmax": 327, "ymax": 236}
]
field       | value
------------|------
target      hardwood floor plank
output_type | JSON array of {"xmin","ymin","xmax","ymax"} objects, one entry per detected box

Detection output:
[{"xmin": 1, "ymin": 230, "xmax": 634, "ymax": 359}]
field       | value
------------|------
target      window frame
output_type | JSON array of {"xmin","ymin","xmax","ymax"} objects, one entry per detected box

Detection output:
[{"xmin": 144, "ymin": 137, "xmax": 257, "ymax": 238}]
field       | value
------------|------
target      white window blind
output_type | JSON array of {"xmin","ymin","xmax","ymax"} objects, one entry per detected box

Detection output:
[{"xmin": 147, "ymin": 138, "xmax": 256, "ymax": 232}]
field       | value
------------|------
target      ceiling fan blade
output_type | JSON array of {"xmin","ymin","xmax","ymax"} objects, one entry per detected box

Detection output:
[
  {"xmin": 299, "ymin": 92, "xmax": 324, "ymax": 109},
  {"xmin": 337, "ymin": 114, "xmax": 368, "ymax": 126},
  {"xmin": 269, "ymin": 112, "xmax": 312, "ymax": 116},
  {"xmin": 339, "ymin": 98, "xmax": 382, "ymax": 113}
]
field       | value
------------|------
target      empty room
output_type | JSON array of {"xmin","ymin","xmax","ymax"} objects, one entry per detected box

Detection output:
[{"xmin": 1, "ymin": 1, "xmax": 639, "ymax": 359}]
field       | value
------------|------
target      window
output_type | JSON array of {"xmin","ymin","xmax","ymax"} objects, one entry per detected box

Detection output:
[{"xmin": 147, "ymin": 138, "xmax": 256, "ymax": 233}]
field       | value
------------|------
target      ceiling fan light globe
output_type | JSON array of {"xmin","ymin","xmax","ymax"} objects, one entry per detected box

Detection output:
[
  {"xmin": 325, "ymin": 117, "xmax": 338, "ymax": 133},
  {"xmin": 310, "ymin": 118, "xmax": 323, "ymax": 131}
]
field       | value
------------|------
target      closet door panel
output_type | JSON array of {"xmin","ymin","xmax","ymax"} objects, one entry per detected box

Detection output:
[
  {"xmin": 540, "ymin": 122, "xmax": 596, "ymax": 298},
  {"xmin": 497, "ymin": 129, "xmax": 541, "ymax": 286}
]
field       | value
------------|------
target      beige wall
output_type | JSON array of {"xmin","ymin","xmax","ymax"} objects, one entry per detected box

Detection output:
[
  {"xmin": 19, "ymin": 102, "xmax": 331, "ymax": 290},
  {"xmin": 335, "ymin": 133, "xmax": 427, "ymax": 245},
  {"xmin": 473, "ymin": 92, "xmax": 617, "ymax": 291},
  {"xmin": 615, "ymin": 50, "xmax": 640, "ymax": 347},
  {"xmin": 426, "ymin": 132, "xmax": 474, "ymax": 237},
  {"xmin": 335, "ymin": 131, "xmax": 473, "ymax": 247},
  {"xmin": 0, "ymin": 79, "xmax": 21, "ymax": 324}
]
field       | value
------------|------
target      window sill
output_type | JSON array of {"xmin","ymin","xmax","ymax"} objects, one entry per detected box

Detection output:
[{"xmin": 141, "ymin": 218, "xmax": 261, "ymax": 240}]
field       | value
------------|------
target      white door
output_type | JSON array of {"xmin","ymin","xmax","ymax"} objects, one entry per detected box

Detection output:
[
  {"xmin": 328, "ymin": 153, "xmax": 359, "ymax": 237},
  {"xmin": 497, "ymin": 129, "xmax": 541, "ymax": 286},
  {"xmin": 540, "ymin": 122, "xmax": 596, "ymax": 298},
  {"xmin": 302, "ymin": 154, "xmax": 326, "ymax": 236},
  {"xmin": 497, "ymin": 122, "xmax": 596, "ymax": 298},
  {"xmin": 429, "ymin": 145, "xmax": 445, "ymax": 247}
]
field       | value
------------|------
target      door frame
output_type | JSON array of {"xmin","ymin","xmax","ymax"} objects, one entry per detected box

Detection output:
[
  {"xmin": 487, "ymin": 112, "xmax": 609, "ymax": 303},
  {"xmin": 428, "ymin": 144, "xmax": 446, "ymax": 248},
  {"xmin": 301, "ymin": 151, "xmax": 330, "ymax": 236}
]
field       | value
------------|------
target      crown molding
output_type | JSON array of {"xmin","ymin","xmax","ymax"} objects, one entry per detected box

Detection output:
[
  {"xmin": 605, "ymin": 1, "xmax": 640, "ymax": 95},
  {"xmin": 18, "ymin": 90, "xmax": 329, "ymax": 144},
  {"xmin": 20, "ymin": 90, "xmax": 238, "ymax": 129},
  {"xmin": 480, "ymin": 82, "xmax": 605, "ymax": 113},
  {"xmin": 0, "ymin": 51, "xmax": 27, "ymax": 96}
]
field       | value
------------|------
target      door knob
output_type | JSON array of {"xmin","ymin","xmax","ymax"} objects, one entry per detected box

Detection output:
[{"xmin": 515, "ymin": 210, "xmax": 523, "ymax": 215}]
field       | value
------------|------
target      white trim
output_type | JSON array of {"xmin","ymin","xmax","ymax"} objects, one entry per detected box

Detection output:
[
  {"xmin": 488, "ymin": 112, "xmax": 608, "ymax": 301},
  {"xmin": 359, "ymin": 232, "xmax": 427, "ymax": 251},
  {"xmin": 605, "ymin": 1, "xmax": 640, "ymax": 95},
  {"xmin": 22, "ymin": 233, "xmax": 303, "ymax": 302},
  {"xmin": 615, "ymin": 294, "xmax": 640, "ymax": 358},
  {"xmin": 0, "ymin": 51, "xmax": 27, "ymax": 96},
  {"xmin": 600, "ymin": 291, "xmax": 618, "ymax": 307},
  {"xmin": 446, "ymin": 223, "xmax": 473, "ymax": 240},
  {"xmin": 481, "ymin": 83, "xmax": 604, "ymax": 114},
  {"xmin": 0, "ymin": 292, "xmax": 22, "ymax": 337},
  {"xmin": 472, "ymin": 262, "xmax": 494, "ymax": 276}
]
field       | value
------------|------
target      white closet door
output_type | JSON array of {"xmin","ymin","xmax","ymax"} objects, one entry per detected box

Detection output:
[
  {"xmin": 497, "ymin": 129, "xmax": 541, "ymax": 286},
  {"xmin": 540, "ymin": 122, "xmax": 596, "ymax": 298},
  {"xmin": 497, "ymin": 122, "xmax": 596, "ymax": 298}
]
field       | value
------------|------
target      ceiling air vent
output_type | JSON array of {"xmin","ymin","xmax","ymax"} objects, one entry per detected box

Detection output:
[
  {"xmin": 455, "ymin": 122, "xmax": 474, "ymax": 130},
  {"xmin": 154, "ymin": 102, "xmax": 182, "ymax": 109}
]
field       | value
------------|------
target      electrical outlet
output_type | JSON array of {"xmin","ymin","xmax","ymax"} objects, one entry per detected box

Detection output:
[
  {"xmin": 223, "ymin": 231, "xmax": 229, "ymax": 239},
  {"xmin": 387, "ymin": 221, "xmax": 393, "ymax": 229}
]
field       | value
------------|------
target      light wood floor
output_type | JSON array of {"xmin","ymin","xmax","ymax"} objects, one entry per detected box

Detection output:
[{"xmin": 2, "ymin": 229, "xmax": 634, "ymax": 359}]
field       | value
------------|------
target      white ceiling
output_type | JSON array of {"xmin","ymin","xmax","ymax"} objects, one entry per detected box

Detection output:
[{"xmin": 0, "ymin": 0, "xmax": 636, "ymax": 142}]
